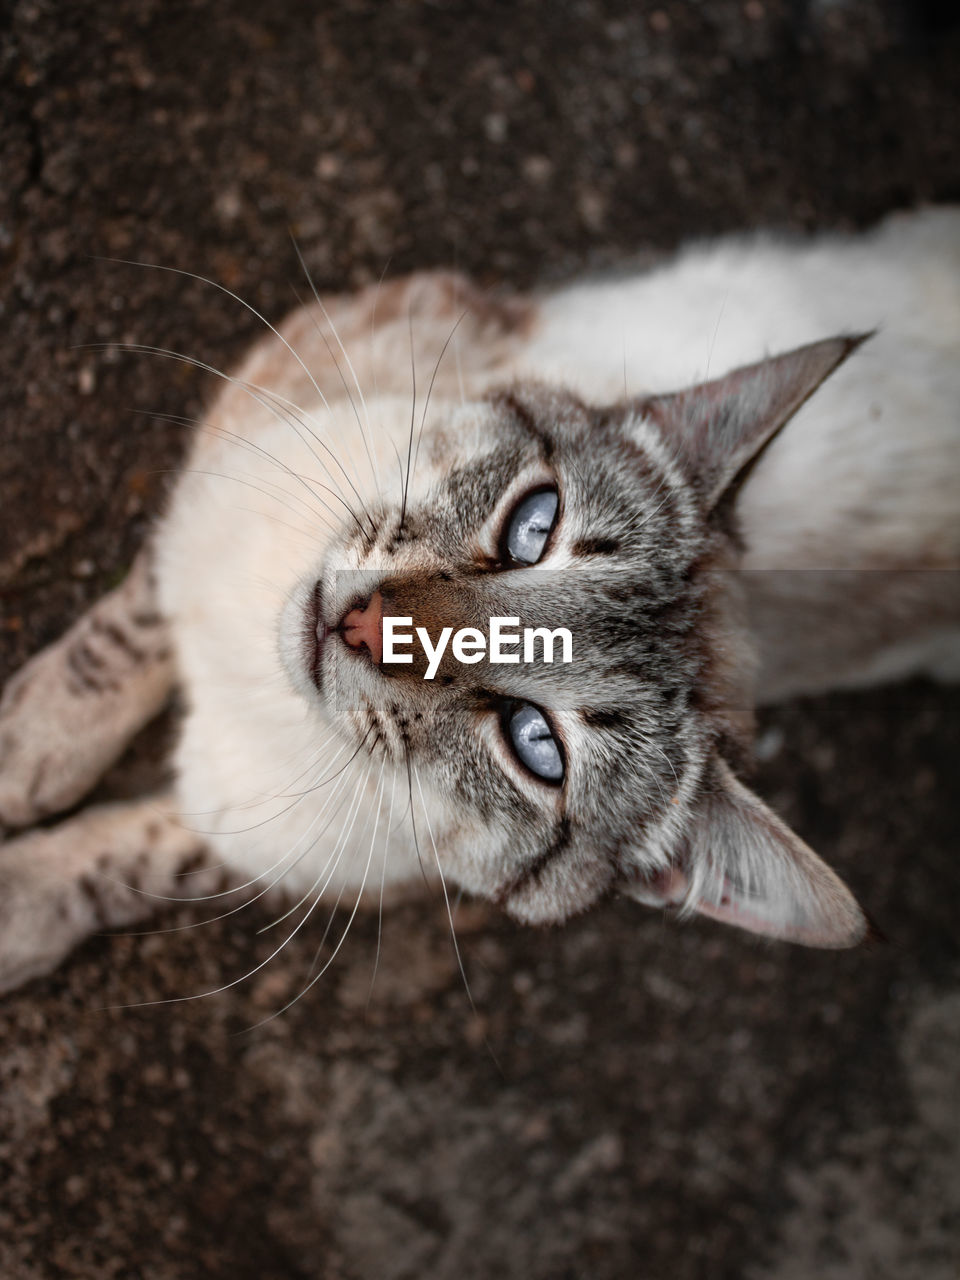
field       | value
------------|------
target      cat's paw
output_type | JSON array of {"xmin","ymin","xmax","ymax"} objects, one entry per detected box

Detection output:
[
  {"xmin": 0, "ymin": 556, "xmax": 175, "ymax": 831},
  {"xmin": 0, "ymin": 829, "xmax": 96, "ymax": 995},
  {"xmin": 0, "ymin": 794, "xmax": 220, "ymax": 995},
  {"xmin": 0, "ymin": 643, "xmax": 149, "ymax": 831},
  {"xmin": 0, "ymin": 655, "xmax": 96, "ymax": 830}
]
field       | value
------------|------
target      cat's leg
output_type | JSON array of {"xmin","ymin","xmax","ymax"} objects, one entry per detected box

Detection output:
[
  {"xmin": 0, "ymin": 791, "xmax": 227, "ymax": 994},
  {"xmin": 0, "ymin": 547, "xmax": 175, "ymax": 831}
]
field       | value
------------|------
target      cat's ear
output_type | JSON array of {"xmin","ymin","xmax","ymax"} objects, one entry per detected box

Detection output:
[
  {"xmin": 642, "ymin": 334, "xmax": 871, "ymax": 512},
  {"xmin": 625, "ymin": 759, "xmax": 868, "ymax": 948}
]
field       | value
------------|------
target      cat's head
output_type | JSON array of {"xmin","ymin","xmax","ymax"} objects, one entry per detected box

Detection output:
[{"xmin": 283, "ymin": 333, "xmax": 869, "ymax": 948}]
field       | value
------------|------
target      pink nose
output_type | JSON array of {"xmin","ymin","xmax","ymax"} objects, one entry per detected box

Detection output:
[{"xmin": 340, "ymin": 591, "xmax": 384, "ymax": 663}]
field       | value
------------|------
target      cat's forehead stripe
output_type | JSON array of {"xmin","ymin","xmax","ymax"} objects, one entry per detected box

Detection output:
[
  {"xmin": 620, "ymin": 410, "xmax": 700, "ymax": 539},
  {"xmin": 488, "ymin": 389, "xmax": 557, "ymax": 459}
]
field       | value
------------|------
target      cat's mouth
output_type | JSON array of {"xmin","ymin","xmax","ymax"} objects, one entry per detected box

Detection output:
[
  {"xmin": 307, "ymin": 580, "xmax": 386, "ymax": 696},
  {"xmin": 307, "ymin": 580, "xmax": 331, "ymax": 694}
]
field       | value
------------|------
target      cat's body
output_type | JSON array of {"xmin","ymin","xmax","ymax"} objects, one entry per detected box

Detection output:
[{"xmin": 1, "ymin": 207, "xmax": 958, "ymax": 993}]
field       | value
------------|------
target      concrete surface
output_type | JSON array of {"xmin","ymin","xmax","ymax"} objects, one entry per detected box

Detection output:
[{"xmin": 1, "ymin": 1, "xmax": 958, "ymax": 1277}]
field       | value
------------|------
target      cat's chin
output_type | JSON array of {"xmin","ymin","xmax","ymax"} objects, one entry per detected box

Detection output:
[{"xmin": 277, "ymin": 575, "xmax": 328, "ymax": 704}]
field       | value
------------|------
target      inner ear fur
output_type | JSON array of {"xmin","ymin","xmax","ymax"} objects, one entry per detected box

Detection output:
[
  {"xmin": 640, "ymin": 333, "xmax": 872, "ymax": 512},
  {"xmin": 627, "ymin": 759, "xmax": 869, "ymax": 949}
]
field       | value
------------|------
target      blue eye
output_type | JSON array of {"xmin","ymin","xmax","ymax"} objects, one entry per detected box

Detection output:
[
  {"xmin": 502, "ymin": 486, "xmax": 559, "ymax": 566},
  {"xmin": 506, "ymin": 702, "xmax": 564, "ymax": 783}
]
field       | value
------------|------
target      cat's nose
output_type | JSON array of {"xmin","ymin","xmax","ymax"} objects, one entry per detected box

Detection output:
[{"xmin": 340, "ymin": 591, "xmax": 383, "ymax": 663}]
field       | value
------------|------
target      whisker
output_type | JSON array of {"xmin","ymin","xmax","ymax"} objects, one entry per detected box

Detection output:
[
  {"xmin": 90, "ymin": 257, "xmax": 374, "ymax": 523},
  {"xmin": 257, "ymin": 756, "xmax": 374, "ymax": 932},
  {"xmin": 388, "ymin": 436, "xmax": 408, "ymax": 516},
  {"xmin": 137, "ymin": 407, "xmax": 340, "ymax": 529},
  {"xmin": 369, "ymin": 256, "xmax": 393, "ymax": 411},
  {"xmin": 102, "ymin": 763, "xmax": 377, "ymax": 1011},
  {"xmin": 413, "ymin": 764, "xmax": 478, "ymax": 1018},
  {"xmin": 138, "ymin": 408, "xmax": 324, "ymax": 501},
  {"xmin": 399, "ymin": 308, "xmax": 417, "ymax": 532},
  {"xmin": 704, "ymin": 290, "xmax": 730, "ymax": 381},
  {"xmin": 412, "ymin": 306, "xmax": 470, "ymax": 475},
  {"xmin": 99, "ymin": 747, "xmax": 359, "ymax": 910},
  {"xmin": 290, "ymin": 235, "xmax": 383, "ymax": 504},
  {"xmin": 88, "ymin": 341, "xmax": 367, "ymax": 535},
  {"xmin": 404, "ymin": 747, "xmax": 433, "ymax": 890},
  {"xmin": 296, "ymin": 723, "xmax": 379, "ymax": 797},
  {"xmin": 230, "ymin": 504, "xmax": 330, "ymax": 545},
  {"xmin": 453, "ymin": 279, "xmax": 467, "ymax": 409},
  {"xmin": 295, "ymin": 295, "xmax": 382, "ymax": 523},
  {"xmin": 170, "ymin": 717, "xmax": 344, "ymax": 824},
  {"xmin": 245, "ymin": 761, "xmax": 387, "ymax": 1028},
  {"xmin": 97, "ymin": 255, "xmax": 364, "ymax": 468},
  {"xmin": 173, "ymin": 741, "xmax": 348, "ymax": 837},
  {"xmin": 307, "ymin": 878, "xmax": 348, "ymax": 974},
  {"xmin": 157, "ymin": 465, "xmax": 335, "ymax": 536},
  {"xmin": 367, "ymin": 765, "xmax": 398, "ymax": 1007},
  {"xmin": 172, "ymin": 729, "xmax": 339, "ymax": 819},
  {"xmin": 307, "ymin": 758, "xmax": 387, "ymax": 974}
]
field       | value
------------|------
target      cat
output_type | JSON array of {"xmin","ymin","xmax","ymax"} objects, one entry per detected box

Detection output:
[{"xmin": 0, "ymin": 207, "xmax": 957, "ymax": 995}]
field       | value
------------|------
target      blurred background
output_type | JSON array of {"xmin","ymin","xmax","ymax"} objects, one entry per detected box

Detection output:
[{"xmin": 1, "ymin": 2, "xmax": 958, "ymax": 1277}]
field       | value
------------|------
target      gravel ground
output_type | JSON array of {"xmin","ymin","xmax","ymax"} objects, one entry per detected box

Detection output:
[{"xmin": 1, "ymin": 2, "xmax": 958, "ymax": 1277}]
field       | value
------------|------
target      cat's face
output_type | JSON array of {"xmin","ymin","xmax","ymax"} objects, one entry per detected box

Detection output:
[
  {"xmin": 281, "ymin": 339, "xmax": 870, "ymax": 947},
  {"xmin": 309, "ymin": 383, "xmax": 719, "ymax": 923}
]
